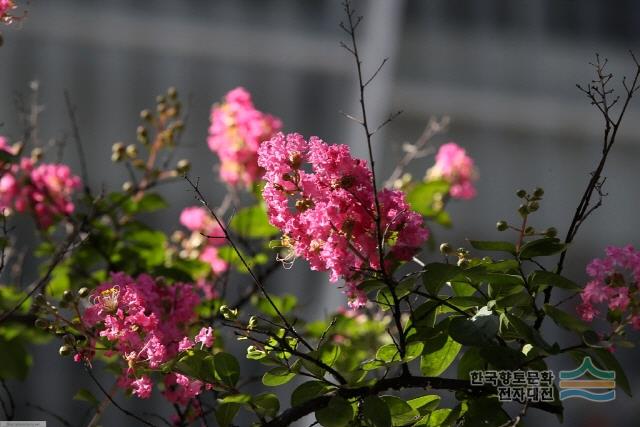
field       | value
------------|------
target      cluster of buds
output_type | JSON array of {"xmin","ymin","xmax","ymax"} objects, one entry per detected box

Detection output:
[
  {"xmin": 112, "ymin": 88, "xmax": 190, "ymax": 193},
  {"xmin": 439, "ymin": 243, "xmax": 471, "ymax": 267},
  {"xmin": 496, "ymin": 187, "xmax": 557, "ymax": 239}
]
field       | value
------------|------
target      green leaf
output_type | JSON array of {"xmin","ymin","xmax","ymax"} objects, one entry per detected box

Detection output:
[
  {"xmin": 421, "ymin": 336, "xmax": 461, "ymax": 376},
  {"xmin": 449, "ymin": 314, "xmax": 499, "ymax": 347},
  {"xmin": 0, "ymin": 149, "xmax": 17, "ymax": 164},
  {"xmin": 315, "ymin": 396, "xmax": 353, "ymax": 427},
  {"xmin": 48, "ymin": 263, "xmax": 71, "ymax": 299},
  {"xmin": 174, "ymin": 349, "xmax": 216, "ymax": 384},
  {"xmin": 468, "ymin": 240, "xmax": 516, "ymax": 255},
  {"xmin": 464, "ymin": 397, "xmax": 510, "ymax": 427},
  {"xmin": 319, "ymin": 343, "xmax": 341, "ymax": 367},
  {"xmin": 0, "ymin": 337, "xmax": 32, "ymax": 380},
  {"xmin": 504, "ymin": 314, "xmax": 551, "ymax": 352},
  {"xmin": 361, "ymin": 395, "xmax": 392, "ymax": 427},
  {"xmin": 214, "ymin": 352, "xmax": 240, "ymax": 386},
  {"xmin": 457, "ymin": 348, "xmax": 485, "ymax": 380},
  {"xmin": 253, "ymin": 393, "xmax": 280, "ymax": 417},
  {"xmin": 262, "ymin": 367, "xmax": 296, "ymax": 386},
  {"xmin": 407, "ymin": 180, "xmax": 451, "ymax": 216},
  {"xmin": 592, "ymin": 348, "xmax": 632, "ymax": 396},
  {"xmin": 255, "ymin": 294, "xmax": 297, "ymax": 317},
  {"xmin": 230, "ymin": 204, "xmax": 279, "ymax": 239},
  {"xmin": 73, "ymin": 388, "xmax": 99, "ymax": 407},
  {"xmin": 123, "ymin": 193, "xmax": 168, "ymax": 214},
  {"xmin": 292, "ymin": 381, "xmax": 332, "ymax": 407},
  {"xmin": 478, "ymin": 345, "xmax": 526, "ymax": 370},
  {"xmin": 407, "ymin": 395, "xmax": 441, "ymax": 415},
  {"xmin": 219, "ymin": 394, "xmax": 251, "ymax": 404},
  {"xmin": 381, "ymin": 396, "xmax": 421, "ymax": 426},
  {"xmin": 215, "ymin": 402, "xmax": 240, "ymax": 427},
  {"xmin": 422, "ymin": 263, "xmax": 462, "ymax": 294},
  {"xmin": 543, "ymin": 304, "xmax": 589, "ymax": 333},
  {"xmin": 404, "ymin": 341, "xmax": 425, "ymax": 362},
  {"xmin": 377, "ymin": 344, "xmax": 401, "ymax": 363},
  {"xmin": 530, "ymin": 271, "xmax": 580, "ymax": 291},
  {"xmin": 519, "ymin": 237, "xmax": 566, "ymax": 259}
]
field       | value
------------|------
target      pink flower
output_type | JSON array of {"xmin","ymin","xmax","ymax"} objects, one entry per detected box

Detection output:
[
  {"xmin": 178, "ymin": 206, "xmax": 229, "ymax": 275},
  {"xmin": 207, "ymin": 87, "xmax": 282, "ymax": 187},
  {"xmin": 0, "ymin": 0, "xmax": 14, "ymax": 19},
  {"xmin": 178, "ymin": 337, "xmax": 194, "ymax": 352},
  {"xmin": 258, "ymin": 132, "xmax": 428, "ymax": 308},
  {"xmin": 131, "ymin": 376, "xmax": 153, "ymax": 399},
  {"xmin": 200, "ymin": 246, "xmax": 228, "ymax": 274},
  {"xmin": 577, "ymin": 303, "xmax": 598, "ymax": 322},
  {"xmin": 194, "ymin": 326, "xmax": 214, "ymax": 348},
  {"xmin": 427, "ymin": 142, "xmax": 477, "ymax": 200},
  {"xmin": 180, "ymin": 206, "xmax": 209, "ymax": 232}
]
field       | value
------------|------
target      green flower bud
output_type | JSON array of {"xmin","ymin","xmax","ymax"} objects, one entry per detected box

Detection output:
[
  {"xmin": 524, "ymin": 226, "xmax": 535, "ymax": 235},
  {"xmin": 78, "ymin": 287, "xmax": 89, "ymax": 298},
  {"xmin": 544, "ymin": 227, "xmax": 558, "ymax": 238},
  {"xmin": 220, "ymin": 305, "xmax": 238, "ymax": 320},
  {"xmin": 62, "ymin": 290, "xmax": 74, "ymax": 302},
  {"xmin": 125, "ymin": 144, "xmax": 138, "ymax": 159},
  {"xmin": 59, "ymin": 345, "xmax": 72, "ymax": 357},
  {"xmin": 140, "ymin": 109, "xmax": 152, "ymax": 121},
  {"xmin": 439, "ymin": 243, "xmax": 452, "ymax": 255},
  {"xmin": 516, "ymin": 189, "xmax": 527, "ymax": 198},
  {"xmin": 111, "ymin": 142, "xmax": 125, "ymax": 154},
  {"xmin": 167, "ymin": 87, "xmax": 178, "ymax": 99},
  {"xmin": 176, "ymin": 159, "xmax": 191, "ymax": 174},
  {"xmin": 527, "ymin": 201, "xmax": 539, "ymax": 212},
  {"xmin": 533, "ymin": 187, "xmax": 544, "ymax": 198},
  {"xmin": 122, "ymin": 181, "xmax": 134, "ymax": 193},
  {"xmin": 518, "ymin": 204, "xmax": 529, "ymax": 217},
  {"xmin": 62, "ymin": 334, "xmax": 76, "ymax": 345},
  {"xmin": 248, "ymin": 316, "xmax": 258, "ymax": 330},
  {"xmin": 34, "ymin": 318, "xmax": 49, "ymax": 330},
  {"xmin": 34, "ymin": 294, "xmax": 46, "ymax": 305},
  {"xmin": 496, "ymin": 220, "xmax": 508, "ymax": 231}
]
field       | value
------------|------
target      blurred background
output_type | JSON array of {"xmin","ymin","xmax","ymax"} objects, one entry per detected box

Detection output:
[{"xmin": 1, "ymin": 0, "xmax": 639, "ymax": 426}]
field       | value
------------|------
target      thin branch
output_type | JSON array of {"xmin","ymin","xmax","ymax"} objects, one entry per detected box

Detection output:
[{"xmin": 64, "ymin": 90, "xmax": 91, "ymax": 196}]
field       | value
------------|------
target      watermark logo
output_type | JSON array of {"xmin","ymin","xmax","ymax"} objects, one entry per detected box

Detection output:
[
  {"xmin": 558, "ymin": 356, "xmax": 616, "ymax": 402},
  {"xmin": 0, "ymin": 422, "xmax": 46, "ymax": 427},
  {"xmin": 469, "ymin": 369, "xmax": 555, "ymax": 402}
]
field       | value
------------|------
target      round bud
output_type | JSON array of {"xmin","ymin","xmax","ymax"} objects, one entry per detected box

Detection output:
[
  {"xmin": 35, "ymin": 318, "xmax": 49, "ymax": 329},
  {"xmin": 156, "ymin": 95, "xmax": 166, "ymax": 104},
  {"xmin": 544, "ymin": 227, "xmax": 558, "ymax": 238},
  {"xmin": 122, "ymin": 181, "xmax": 134, "ymax": 193},
  {"xmin": 496, "ymin": 220, "xmax": 508, "ymax": 231},
  {"xmin": 527, "ymin": 201, "xmax": 539, "ymax": 212},
  {"xmin": 457, "ymin": 259, "xmax": 470, "ymax": 268},
  {"xmin": 78, "ymin": 287, "xmax": 89, "ymax": 298},
  {"xmin": 176, "ymin": 159, "xmax": 191, "ymax": 174},
  {"xmin": 140, "ymin": 109, "xmax": 152, "ymax": 121},
  {"xmin": 125, "ymin": 144, "xmax": 138, "ymax": 159},
  {"xmin": 112, "ymin": 142, "xmax": 125, "ymax": 154},
  {"xmin": 518, "ymin": 204, "xmax": 529, "ymax": 217},
  {"xmin": 58, "ymin": 345, "xmax": 72, "ymax": 357},
  {"xmin": 533, "ymin": 187, "xmax": 544, "ymax": 198},
  {"xmin": 62, "ymin": 290, "xmax": 74, "ymax": 302},
  {"xmin": 62, "ymin": 334, "xmax": 76, "ymax": 345},
  {"xmin": 439, "ymin": 243, "xmax": 452, "ymax": 255},
  {"xmin": 34, "ymin": 294, "xmax": 46, "ymax": 305},
  {"xmin": 516, "ymin": 189, "xmax": 527, "ymax": 198},
  {"xmin": 111, "ymin": 152, "xmax": 123, "ymax": 162},
  {"xmin": 524, "ymin": 226, "xmax": 535, "ymax": 235},
  {"xmin": 167, "ymin": 87, "xmax": 178, "ymax": 99},
  {"xmin": 31, "ymin": 147, "xmax": 43, "ymax": 161}
]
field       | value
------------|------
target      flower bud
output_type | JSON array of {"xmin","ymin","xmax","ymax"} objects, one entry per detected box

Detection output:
[
  {"xmin": 527, "ymin": 201, "xmax": 539, "ymax": 212},
  {"xmin": 533, "ymin": 187, "xmax": 544, "ymax": 198},
  {"xmin": 457, "ymin": 258, "xmax": 470, "ymax": 268},
  {"xmin": 516, "ymin": 189, "xmax": 527, "ymax": 198},
  {"xmin": 34, "ymin": 318, "xmax": 49, "ymax": 329},
  {"xmin": 34, "ymin": 294, "xmax": 46, "ymax": 305},
  {"xmin": 439, "ymin": 243, "xmax": 452, "ymax": 255},
  {"xmin": 524, "ymin": 226, "xmax": 535, "ymax": 235},
  {"xmin": 167, "ymin": 87, "xmax": 178, "ymax": 99},
  {"xmin": 156, "ymin": 95, "xmax": 166, "ymax": 104},
  {"xmin": 544, "ymin": 227, "xmax": 558, "ymax": 238},
  {"xmin": 496, "ymin": 220, "xmax": 508, "ymax": 231},
  {"xmin": 62, "ymin": 290, "xmax": 74, "ymax": 302},
  {"xmin": 176, "ymin": 159, "xmax": 191, "ymax": 174},
  {"xmin": 518, "ymin": 204, "xmax": 529, "ymax": 217},
  {"xmin": 31, "ymin": 147, "xmax": 43, "ymax": 161},
  {"xmin": 112, "ymin": 142, "xmax": 125, "ymax": 154},
  {"xmin": 125, "ymin": 144, "xmax": 138, "ymax": 159},
  {"xmin": 59, "ymin": 345, "xmax": 72, "ymax": 357},
  {"xmin": 78, "ymin": 287, "xmax": 89, "ymax": 298},
  {"xmin": 111, "ymin": 152, "xmax": 123, "ymax": 162},
  {"xmin": 248, "ymin": 316, "xmax": 258, "ymax": 330},
  {"xmin": 63, "ymin": 334, "xmax": 76, "ymax": 345},
  {"xmin": 220, "ymin": 305, "xmax": 238, "ymax": 320},
  {"xmin": 122, "ymin": 181, "xmax": 134, "ymax": 193},
  {"xmin": 140, "ymin": 109, "xmax": 152, "ymax": 121}
]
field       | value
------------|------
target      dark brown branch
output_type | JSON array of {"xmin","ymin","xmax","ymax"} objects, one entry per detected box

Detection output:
[{"xmin": 64, "ymin": 90, "xmax": 91, "ymax": 196}]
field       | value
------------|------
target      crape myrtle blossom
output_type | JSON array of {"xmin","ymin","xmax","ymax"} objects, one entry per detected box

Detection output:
[
  {"xmin": 0, "ymin": 0, "xmax": 14, "ymax": 22},
  {"xmin": 207, "ymin": 87, "xmax": 282, "ymax": 187},
  {"xmin": 179, "ymin": 206, "xmax": 228, "ymax": 275},
  {"xmin": 577, "ymin": 245, "xmax": 640, "ymax": 332},
  {"xmin": 258, "ymin": 132, "xmax": 428, "ymax": 308},
  {"xmin": 0, "ymin": 136, "xmax": 81, "ymax": 228},
  {"xmin": 427, "ymin": 142, "xmax": 477, "ymax": 200},
  {"xmin": 80, "ymin": 273, "xmax": 215, "ymax": 402}
]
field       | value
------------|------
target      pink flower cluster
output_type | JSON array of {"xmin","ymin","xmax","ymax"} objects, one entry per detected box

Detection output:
[
  {"xmin": 577, "ymin": 245, "xmax": 640, "ymax": 330},
  {"xmin": 0, "ymin": 137, "xmax": 81, "ymax": 228},
  {"xmin": 0, "ymin": 0, "xmax": 14, "ymax": 21},
  {"xmin": 207, "ymin": 87, "xmax": 282, "ymax": 187},
  {"xmin": 81, "ymin": 273, "xmax": 215, "ymax": 403},
  {"xmin": 258, "ymin": 132, "xmax": 428, "ymax": 308},
  {"xmin": 179, "ymin": 206, "xmax": 228, "ymax": 275},
  {"xmin": 427, "ymin": 142, "xmax": 477, "ymax": 200}
]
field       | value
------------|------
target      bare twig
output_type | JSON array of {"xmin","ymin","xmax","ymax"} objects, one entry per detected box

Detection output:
[{"xmin": 64, "ymin": 90, "xmax": 91, "ymax": 196}]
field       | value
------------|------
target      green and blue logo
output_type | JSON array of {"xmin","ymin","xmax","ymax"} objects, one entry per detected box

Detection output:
[{"xmin": 559, "ymin": 357, "xmax": 616, "ymax": 402}]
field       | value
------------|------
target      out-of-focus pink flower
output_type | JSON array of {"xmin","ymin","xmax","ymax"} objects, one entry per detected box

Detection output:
[
  {"xmin": 258, "ymin": 132, "xmax": 428, "ymax": 308},
  {"xmin": 207, "ymin": 87, "xmax": 281, "ymax": 187},
  {"xmin": 427, "ymin": 142, "xmax": 477, "ymax": 200},
  {"xmin": 178, "ymin": 206, "xmax": 228, "ymax": 275},
  {"xmin": 194, "ymin": 326, "xmax": 214, "ymax": 348},
  {"xmin": 131, "ymin": 376, "xmax": 153, "ymax": 399},
  {"xmin": 0, "ymin": 0, "xmax": 14, "ymax": 20},
  {"xmin": 178, "ymin": 337, "xmax": 194, "ymax": 352}
]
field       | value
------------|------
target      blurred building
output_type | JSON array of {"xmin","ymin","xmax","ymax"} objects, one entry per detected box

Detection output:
[{"xmin": 0, "ymin": 1, "xmax": 638, "ymax": 426}]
